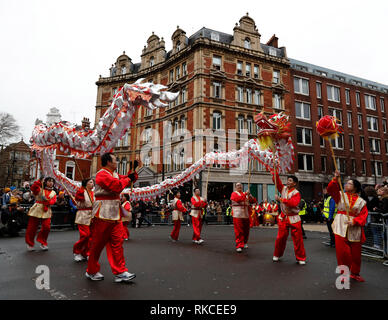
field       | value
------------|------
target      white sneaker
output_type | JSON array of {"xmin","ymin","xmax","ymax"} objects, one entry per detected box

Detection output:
[
  {"xmin": 27, "ymin": 245, "xmax": 35, "ymax": 252},
  {"xmin": 114, "ymin": 271, "xmax": 136, "ymax": 283},
  {"xmin": 74, "ymin": 254, "xmax": 86, "ymax": 262},
  {"xmin": 297, "ymin": 260, "xmax": 306, "ymax": 265},
  {"xmin": 85, "ymin": 272, "xmax": 104, "ymax": 281},
  {"xmin": 198, "ymin": 239, "xmax": 204, "ymax": 244},
  {"xmin": 40, "ymin": 244, "xmax": 49, "ymax": 251},
  {"xmin": 273, "ymin": 256, "xmax": 280, "ymax": 262},
  {"xmin": 236, "ymin": 248, "xmax": 243, "ymax": 253},
  {"xmin": 244, "ymin": 244, "xmax": 248, "ymax": 249}
]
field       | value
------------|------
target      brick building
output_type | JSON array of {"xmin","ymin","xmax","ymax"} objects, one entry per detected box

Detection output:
[
  {"xmin": 289, "ymin": 58, "xmax": 388, "ymax": 200},
  {"xmin": 0, "ymin": 140, "xmax": 31, "ymax": 188},
  {"xmin": 93, "ymin": 14, "xmax": 291, "ymax": 202}
]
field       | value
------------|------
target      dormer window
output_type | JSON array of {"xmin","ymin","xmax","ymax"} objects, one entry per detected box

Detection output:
[
  {"xmin": 244, "ymin": 38, "xmax": 251, "ymax": 49},
  {"xmin": 121, "ymin": 66, "xmax": 127, "ymax": 74},
  {"xmin": 176, "ymin": 41, "xmax": 181, "ymax": 52}
]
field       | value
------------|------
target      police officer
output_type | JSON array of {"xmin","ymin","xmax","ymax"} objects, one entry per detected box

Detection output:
[
  {"xmin": 322, "ymin": 187, "xmax": 337, "ymax": 247},
  {"xmin": 225, "ymin": 205, "xmax": 232, "ymax": 225},
  {"xmin": 299, "ymin": 199, "xmax": 307, "ymax": 239}
]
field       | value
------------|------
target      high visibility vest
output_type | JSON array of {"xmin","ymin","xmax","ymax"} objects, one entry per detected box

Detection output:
[
  {"xmin": 226, "ymin": 207, "xmax": 232, "ymax": 216},
  {"xmin": 323, "ymin": 196, "xmax": 337, "ymax": 219},
  {"xmin": 299, "ymin": 202, "xmax": 307, "ymax": 216}
]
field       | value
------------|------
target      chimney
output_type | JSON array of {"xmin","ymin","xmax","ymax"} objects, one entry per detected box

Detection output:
[
  {"xmin": 82, "ymin": 117, "xmax": 90, "ymax": 130},
  {"xmin": 266, "ymin": 34, "xmax": 279, "ymax": 48}
]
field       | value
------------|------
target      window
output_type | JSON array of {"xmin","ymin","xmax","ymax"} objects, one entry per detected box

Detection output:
[
  {"xmin": 237, "ymin": 87, "xmax": 243, "ymax": 102},
  {"xmin": 238, "ymin": 115, "xmax": 245, "ymax": 133},
  {"xmin": 180, "ymin": 117, "xmax": 186, "ymax": 132},
  {"xmin": 211, "ymin": 32, "xmax": 220, "ymax": 41},
  {"xmin": 254, "ymin": 65, "xmax": 259, "ymax": 78},
  {"xmin": 345, "ymin": 89, "xmax": 350, "ymax": 105},
  {"xmin": 331, "ymin": 134, "xmax": 344, "ymax": 149},
  {"xmin": 176, "ymin": 41, "xmax": 181, "ymax": 51},
  {"xmin": 360, "ymin": 136, "xmax": 365, "ymax": 152},
  {"xmin": 295, "ymin": 102, "xmax": 311, "ymax": 120},
  {"xmin": 372, "ymin": 161, "xmax": 383, "ymax": 177},
  {"xmin": 169, "ymin": 70, "xmax": 174, "ymax": 83},
  {"xmin": 144, "ymin": 155, "xmax": 151, "ymax": 167},
  {"xmin": 320, "ymin": 136, "xmax": 325, "ymax": 147},
  {"xmin": 321, "ymin": 156, "xmax": 326, "ymax": 173},
  {"xmin": 358, "ymin": 114, "xmax": 363, "ymax": 129},
  {"xmin": 298, "ymin": 154, "xmax": 314, "ymax": 171},
  {"xmin": 246, "ymin": 88, "xmax": 252, "ymax": 104},
  {"xmin": 122, "ymin": 158, "xmax": 127, "ymax": 174},
  {"xmin": 383, "ymin": 119, "xmax": 387, "ymax": 133},
  {"xmin": 145, "ymin": 106, "xmax": 153, "ymax": 117},
  {"xmin": 247, "ymin": 116, "xmax": 253, "ymax": 134},
  {"xmin": 212, "ymin": 55, "xmax": 222, "ymax": 70},
  {"xmin": 213, "ymin": 112, "xmax": 222, "ymax": 130},
  {"xmin": 347, "ymin": 112, "xmax": 352, "ymax": 128},
  {"xmin": 327, "ymin": 85, "xmax": 340, "ymax": 102},
  {"xmin": 179, "ymin": 149, "xmax": 185, "ymax": 170},
  {"xmin": 274, "ymin": 94, "xmax": 283, "ymax": 109},
  {"xmin": 328, "ymin": 108, "xmax": 342, "ymax": 124},
  {"xmin": 361, "ymin": 160, "xmax": 366, "ymax": 175},
  {"xmin": 367, "ymin": 116, "xmax": 378, "ymax": 131},
  {"xmin": 336, "ymin": 158, "xmax": 346, "ymax": 174},
  {"xmin": 65, "ymin": 161, "xmax": 75, "ymax": 180},
  {"xmin": 149, "ymin": 56, "xmax": 154, "ymax": 67},
  {"xmin": 175, "ymin": 66, "xmax": 180, "ymax": 80},
  {"xmin": 182, "ymin": 62, "xmax": 187, "ymax": 76},
  {"xmin": 356, "ymin": 92, "xmax": 361, "ymax": 107},
  {"xmin": 369, "ymin": 138, "xmax": 381, "ymax": 153},
  {"xmin": 365, "ymin": 94, "xmax": 377, "ymax": 110},
  {"xmin": 349, "ymin": 135, "xmax": 354, "ymax": 151},
  {"xmin": 294, "ymin": 77, "xmax": 309, "ymax": 95},
  {"xmin": 269, "ymin": 47, "xmax": 277, "ymax": 56},
  {"xmin": 273, "ymin": 70, "xmax": 280, "ymax": 84},
  {"xmin": 144, "ymin": 127, "xmax": 152, "ymax": 143},
  {"xmin": 173, "ymin": 118, "xmax": 179, "ymax": 135},
  {"xmin": 166, "ymin": 151, "xmax": 171, "ymax": 172},
  {"xmin": 254, "ymin": 90, "xmax": 261, "ymax": 105},
  {"xmin": 381, "ymin": 98, "xmax": 385, "ymax": 112},
  {"xmin": 245, "ymin": 63, "xmax": 251, "ymax": 77},
  {"xmin": 296, "ymin": 127, "xmax": 312, "ymax": 145},
  {"xmin": 316, "ymin": 82, "xmax": 322, "ymax": 98},
  {"xmin": 213, "ymin": 82, "xmax": 222, "ymax": 99},
  {"xmin": 244, "ymin": 38, "xmax": 251, "ymax": 49},
  {"xmin": 385, "ymin": 141, "xmax": 388, "ymax": 154},
  {"xmin": 181, "ymin": 87, "xmax": 187, "ymax": 103},
  {"xmin": 318, "ymin": 106, "xmax": 323, "ymax": 119},
  {"xmin": 121, "ymin": 66, "xmax": 127, "ymax": 74},
  {"xmin": 237, "ymin": 61, "xmax": 243, "ymax": 75},
  {"xmin": 351, "ymin": 159, "xmax": 356, "ymax": 175}
]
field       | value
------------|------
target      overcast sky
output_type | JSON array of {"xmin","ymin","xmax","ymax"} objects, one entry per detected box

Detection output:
[{"xmin": 1, "ymin": 0, "xmax": 387, "ymax": 143}]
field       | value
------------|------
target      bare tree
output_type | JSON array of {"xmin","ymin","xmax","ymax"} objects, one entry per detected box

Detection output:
[{"xmin": 0, "ymin": 112, "xmax": 21, "ymax": 145}]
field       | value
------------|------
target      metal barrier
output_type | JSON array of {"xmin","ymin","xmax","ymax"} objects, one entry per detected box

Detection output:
[{"xmin": 362, "ymin": 212, "xmax": 387, "ymax": 259}]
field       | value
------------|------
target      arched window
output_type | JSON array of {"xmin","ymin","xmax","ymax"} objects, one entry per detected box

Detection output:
[
  {"xmin": 149, "ymin": 56, "xmax": 154, "ymax": 67},
  {"xmin": 244, "ymin": 38, "xmax": 251, "ymax": 49},
  {"xmin": 176, "ymin": 41, "xmax": 181, "ymax": 51}
]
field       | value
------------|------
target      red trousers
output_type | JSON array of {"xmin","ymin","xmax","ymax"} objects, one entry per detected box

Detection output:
[
  {"xmin": 233, "ymin": 218, "xmax": 250, "ymax": 249},
  {"xmin": 334, "ymin": 235, "xmax": 362, "ymax": 275},
  {"xmin": 122, "ymin": 222, "xmax": 130, "ymax": 240},
  {"xmin": 86, "ymin": 218, "xmax": 128, "ymax": 275},
  {"xmin": 25, "ymin": 216, "xmax": 51, "ymax": 247},
  {"xmin": 191, "ymin": 216, "xmax": 203, "ymax": 241},
  {"xmin": 274, "ymin": 218, "xmax": 306, "ymax": 261},
  {"xmin": 73, "ymin": 224, "xmax": 91, "ymax": 257},
  {"xmin": 170, "ymin": 220, "xmax": 181, "ymax": 240}
]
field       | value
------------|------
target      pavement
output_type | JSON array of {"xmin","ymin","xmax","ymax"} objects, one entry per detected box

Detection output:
[{"xmin": 0, "ymin": 224, "xmax": 387, "ymax": 300}]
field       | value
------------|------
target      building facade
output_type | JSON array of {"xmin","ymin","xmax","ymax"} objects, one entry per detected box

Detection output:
[{"xmin": 93, "ymin": 14, "xmax": 291, "ymax": 202}]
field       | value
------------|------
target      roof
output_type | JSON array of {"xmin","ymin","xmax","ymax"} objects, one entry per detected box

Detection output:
[{"xmin": 289, "ymin": 58, "xmax": 388, "ymax": 93}]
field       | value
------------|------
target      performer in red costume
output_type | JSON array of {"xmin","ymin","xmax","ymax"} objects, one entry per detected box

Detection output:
[
  {"xmin": 85, "ymin": 153, "xmax": 138, "ymax": 282},
  {"xmin": 272, "ymin": 172, "xmax": 306, "ymax": 264},
  {"xmin": 327, "ymin": 170, "xmax": 368, "ymax": 282},
  {"xmin": 121, "ymin": 193, "xmax": 132, "ymax": 241},
  {"xmin": 270, "ymin": 200, "xmax": 279, "ymax": 224},
  {"xmin": 169, "ymin": 190, "xmax": 187, "ymax": 242},
  {"xmin": 25, "ymin": 177, "xmax": 57, "ymax": 251},
  {"xmin": 73, "ymin": 178, "xmax": 95, "ymax": 262},
  {"xmin": 230, "ymin": 183, "xmax": 256, "ymax": 253},
  {"xmin": 190, "ymin": 188, "xmax": 207, "ymax": 244}
]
